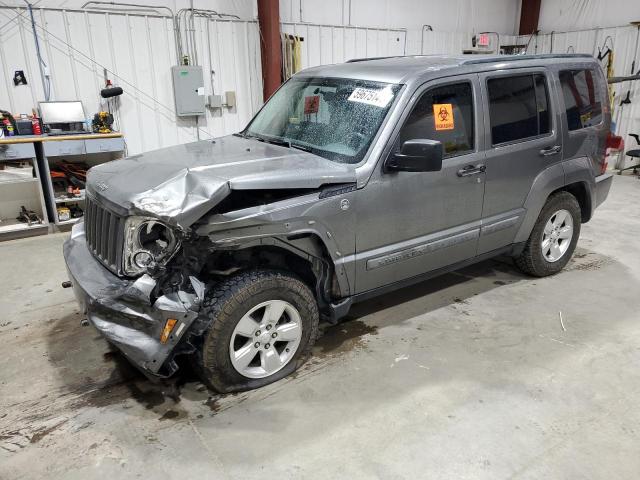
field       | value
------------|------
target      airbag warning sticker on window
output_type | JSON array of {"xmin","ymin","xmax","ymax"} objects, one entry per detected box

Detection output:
[
  {"xmin": 433, "ymin": 103, "xmax": 454, "ymax": 130},
  {"xmin": 348, "ymin": 87, "xmax": 393, "ymax": 108}
]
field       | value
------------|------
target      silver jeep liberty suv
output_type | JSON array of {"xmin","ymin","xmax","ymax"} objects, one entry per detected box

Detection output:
[{"xmin": 64, "ymin": 54, "xmax": 613, "ymax": 392}]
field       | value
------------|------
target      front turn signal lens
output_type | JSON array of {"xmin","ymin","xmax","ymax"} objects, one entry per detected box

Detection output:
[{"xmin": 160, "ymin": 318, "xmax": 178, "ymax": 344}]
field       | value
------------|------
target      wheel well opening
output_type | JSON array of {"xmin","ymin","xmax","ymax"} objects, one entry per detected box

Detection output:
[
  {"xmin": 555, "ymin": 182, "xmax": 591, "ymax": 222},
  {"xmin": 200, "ymin": 237, "xmax": 341, "ymax": 312},
  {"xmin": 202, "ymin": 245, "xmax": 316, "ymax": 288}
]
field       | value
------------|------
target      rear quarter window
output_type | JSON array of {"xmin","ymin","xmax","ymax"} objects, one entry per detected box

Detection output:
[{"xmin": 559, "ymin": 69, "xmax": 603, "ymax": 131}]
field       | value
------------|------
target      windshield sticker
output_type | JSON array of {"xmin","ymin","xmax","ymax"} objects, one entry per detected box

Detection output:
[
  {"xmin": 433, "ymin": 103, "xmax": 454, "ymax": 130},
  {"xmin": 348, "ymin": 87, "xmax": 393, "ymax": 108},
  {"xmin": 304, "ymin": 95, "xmax": 320, "ymax": 114}
]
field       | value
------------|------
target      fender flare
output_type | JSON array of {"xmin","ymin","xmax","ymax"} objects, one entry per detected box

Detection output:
[
  {"xmin": 201, "ymin": 227, "xmax": 352, "ymax": 300},
  {"xmin": 514, "ymin": 163, "xmax": 566, "ymax": 244}
]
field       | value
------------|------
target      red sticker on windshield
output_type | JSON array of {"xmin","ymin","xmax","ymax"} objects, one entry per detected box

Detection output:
[{"xmin": 304, "ymin": 95, "xmax": 320, "ymax": 114}]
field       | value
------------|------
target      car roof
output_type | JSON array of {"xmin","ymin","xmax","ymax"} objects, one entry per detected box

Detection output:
[{"xmin": 296, "ymin": 54, "xmax": 596, "ymax": 84}]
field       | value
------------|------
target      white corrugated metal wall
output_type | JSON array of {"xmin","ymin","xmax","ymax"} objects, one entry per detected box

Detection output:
[
  {"xmin": 0, "ymin": 6, "xmax": 262, "ymax": 155},
  {"xmin": 280, "ymin": 22, "xmax": 407, "ymax": 65},
  {"xmin": 503, "ymin": 27, "xmax": 640, "ymax": 168},
  {"xmin": 8, "ymin": 5, "xmax": 635, "ymax": 166},
  {"xmin": 1, "ymin": 6, "xmax": 438, "ymax": 155},
  {"xmin": 417, "ymin": 31, "xmax": 472, "ymax": 56}
]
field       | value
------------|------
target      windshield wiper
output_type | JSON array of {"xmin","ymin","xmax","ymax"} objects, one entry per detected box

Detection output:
[
  {"xmin": 263, "ymin": 136, "xmax": 291, "ymax": 148},
  {"xmin": 260, "ymin": 136, "xmax": 313, "ymax": 153},
  {"xmin": 239, "ymin": 133, "xmax": 312, "ymax": 153},
  {"xmin": 290, "ymin": 142, "xmax": 312, "ymax": 153},
  {"xmin": 240, "ymin": 132, "xmax": 288, "ymax": 147},
  {"xmin": 235, "ymin": 132, "xmax": 266, "ymax": 142}
]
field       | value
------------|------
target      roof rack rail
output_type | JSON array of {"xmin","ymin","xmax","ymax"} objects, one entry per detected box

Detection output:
[
  {"xmin": 347, "ymin": 54, "xmax": 446, "ymax": 63},
  {"xmin": 345, "ymin": 53, "xmax": 594, "ymax": 66},
  {"xmin": 461, "ymin": 53, "xmax": 593, "ymax": 65},
  {"xmin": 346, "ymin": 56, "xmax": 401, "ymax": 63}
]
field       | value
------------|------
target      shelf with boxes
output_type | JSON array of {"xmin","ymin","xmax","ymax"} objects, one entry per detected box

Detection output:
[
  {"xmin": 0, "ymin": 133, "xmax": 125, "ymax": 239},
  {"xmin": 37, "ymin": 134, "xmax": 126, "ymax": 228},
  {"xmin": 0, "ymin": 143, "xmax": 49, "ymax": 239}
]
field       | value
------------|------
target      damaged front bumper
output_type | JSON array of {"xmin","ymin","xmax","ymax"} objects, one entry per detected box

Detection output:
[{"xmin": 63, "ymin": 221, "xmax": 201, "ymax": 377}]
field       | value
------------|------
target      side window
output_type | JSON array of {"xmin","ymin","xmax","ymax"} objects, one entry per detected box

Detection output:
[
  {"xmin": 559, "ymin": 69, "xmax": 603, "ymax": 130},
  {"xmin": 488, "ymin": 73, "xmax": 551, "ymax": 145},
  {"xmin": 398, "ymin": 82, "xmax": 474, "ymax": 157}
]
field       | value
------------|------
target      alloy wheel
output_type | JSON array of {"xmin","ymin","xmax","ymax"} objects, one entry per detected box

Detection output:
[
  {"xmin": 229, "ymin": 300, "xmax": 303, "ymax": 379},
  {"xmin": 541, "ymin": 209, "xmax": 574, "ymax": 262}
]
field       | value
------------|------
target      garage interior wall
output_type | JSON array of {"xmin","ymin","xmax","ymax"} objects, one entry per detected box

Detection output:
[
  {"xmin": 0, "ymin": 0, "xmax": 520, "ymax": 155},
  {"xmin": 0, "ymin": 4, "xmax": 262, "ymax": 156},
  {"xmin": 0, "ymin": 0, "xmax": 522, "ymax": 155},
  {"xmin": 280, "ymin": 0, "xmax": 521, "ymax": 58},
  {"xmin": 504, "ymin": 0, "xmax": 640, "ymax": 168}
]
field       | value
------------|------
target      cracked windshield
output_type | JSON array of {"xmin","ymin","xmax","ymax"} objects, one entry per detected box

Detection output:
[{"xmin": 244, "ymin": 77, "xmax": 400, "ymax": 164}]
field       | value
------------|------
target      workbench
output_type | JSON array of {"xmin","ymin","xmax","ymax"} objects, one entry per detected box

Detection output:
[
  {"xmin": 0, "ymin": 132, "xmax": 123, "ymax": 145},
  {"xmin": 0, "ymin": 133, "xmax": 125, "ymax": 239}
]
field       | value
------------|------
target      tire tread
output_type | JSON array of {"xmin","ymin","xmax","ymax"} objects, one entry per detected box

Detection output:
[
  {"xmin": 191, "ymin": 269, "xmax": 319, "ymax": 393},
  {"xmin": 515, "ymin": 191, "xmax": 581, "ymax": 277}
]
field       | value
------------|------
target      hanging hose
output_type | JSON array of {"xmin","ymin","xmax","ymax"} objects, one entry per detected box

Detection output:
[{"xmin": 25, "ymin": 1, "xmax": 50, "ymax": 100}]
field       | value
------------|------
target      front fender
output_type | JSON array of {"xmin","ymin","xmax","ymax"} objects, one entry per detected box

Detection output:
[{"xmin": 195, "ymin": 190, "xmax": 357, "ymax": 296}]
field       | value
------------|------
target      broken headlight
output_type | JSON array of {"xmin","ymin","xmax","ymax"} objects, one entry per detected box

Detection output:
[{"xmin": 123, "ymin": 217, "xmax": 179, "ymax": 276}]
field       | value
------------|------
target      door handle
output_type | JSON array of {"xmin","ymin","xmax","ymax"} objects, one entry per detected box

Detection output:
[
  {"xmin": 539, "ymin": 145, "xmax": 562, "ymax": 156},
  {"xmin": 457, "ymin": 164, "xmax": 486, "ymax": 177}
]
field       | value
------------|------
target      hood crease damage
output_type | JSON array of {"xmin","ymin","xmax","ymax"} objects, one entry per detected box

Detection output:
[{"xmin": 86, "ymin": 135, "xmax": 357, "ymax": 229}]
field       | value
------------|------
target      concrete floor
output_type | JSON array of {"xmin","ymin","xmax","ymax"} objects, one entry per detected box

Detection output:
[{"xmin": 1, "ymin": 176, "xmax": 640, "ymax": 479}]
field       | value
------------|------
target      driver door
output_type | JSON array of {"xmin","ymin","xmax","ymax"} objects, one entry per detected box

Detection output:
[{"xmin": 354, "ymin": 75, "xmax": 486, "ymax": 294}]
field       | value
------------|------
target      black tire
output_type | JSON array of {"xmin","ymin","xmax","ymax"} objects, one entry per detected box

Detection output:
[
  {"xmin": 514, "ymin": 191, "xmax": 581, "ymax": 277},
  {"xmin": 192, "ymin": 270, "xmax": 319, "ymax": 393}
]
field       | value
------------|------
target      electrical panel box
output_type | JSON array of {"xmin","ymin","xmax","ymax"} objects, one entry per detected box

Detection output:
[
  {"xmin": 208, "ymin": 94, "xmax": 223, "ymax": 109},
  {"xmin": 225, "ymin": 91, "xmax": 237, "ymax": 109},
  {"xmin": 171, "ymin": 66, "xmax": 205, "ymax": 116}
]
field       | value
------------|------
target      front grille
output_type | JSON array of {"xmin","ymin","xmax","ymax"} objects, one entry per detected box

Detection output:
[{"xmin": 84, "ymin": 196, "xmax": 125, "ymax": 274}]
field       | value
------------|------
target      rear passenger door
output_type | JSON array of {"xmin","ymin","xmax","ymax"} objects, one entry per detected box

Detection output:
[{"xmin": 477, "ymin": 68, "xmax": 561, "ymax": 255}]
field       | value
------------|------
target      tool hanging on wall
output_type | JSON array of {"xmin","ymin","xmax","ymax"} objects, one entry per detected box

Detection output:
[
  {"xmin": 282, "ymin": 34, "xmax": 303, "ymax": 81},
  {"xmin": 619, "ymin": 22, "xmax": 640, "ymax": 107},
  {"xmin": 93, "ymin": 85, "xmax": 122, "ymax": 133},
  {"xmin": 597, "ymin": 36, "xmax": 615, "ymax": 108},
  {"xmin": 13, "ymin": 70, "xmax": 27, "ymax": 85},
  {"xmin": 98, "ymin": 69, "xmax": 123, "ymax": 133}
]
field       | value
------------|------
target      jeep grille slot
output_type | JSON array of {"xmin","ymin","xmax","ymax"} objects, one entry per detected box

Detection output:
[{"xmin": 85, "ymin": 196, "xmax": 124, "ymax": 275}]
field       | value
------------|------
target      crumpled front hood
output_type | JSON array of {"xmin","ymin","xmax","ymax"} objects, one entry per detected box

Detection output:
[{"xmin": 86, "ymin": 135, "xmax": 356, "ymax": 228}]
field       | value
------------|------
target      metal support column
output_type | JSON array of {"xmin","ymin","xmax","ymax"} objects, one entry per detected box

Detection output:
[{"xmin": 257, "ymin": 0, "xmax": 282, "ymax": 101}]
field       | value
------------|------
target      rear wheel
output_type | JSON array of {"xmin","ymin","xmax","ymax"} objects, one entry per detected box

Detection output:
[
  {"xmin": 514, "ymin": 191, "xmax": 581, "ymax": 277},
  {"xmin": 192, "ymin": 270, "xmax": 319, "ymax": 393}
]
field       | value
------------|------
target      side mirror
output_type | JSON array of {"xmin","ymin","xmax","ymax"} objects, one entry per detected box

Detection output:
[{"xmin": 386, "ymin": 139, "xmax": 443, "ymax": 173}]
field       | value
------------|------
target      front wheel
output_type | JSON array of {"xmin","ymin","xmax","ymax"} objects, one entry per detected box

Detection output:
[
  {"xmin": 192, "ymin": 270, "xmax": 319, "ymax": 393},
  {"xmin": 514, "ymin": 191, "xmax": 581, "ymax": 277}
]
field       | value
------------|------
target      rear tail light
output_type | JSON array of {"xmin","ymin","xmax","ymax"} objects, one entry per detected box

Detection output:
[
  {"xmin": 604, "ymin": 133, "xmax": 624, "ymax": 175},
  {"xmin": 606, "ymin": 132, "xmax": 624, "ymax": 150}
]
